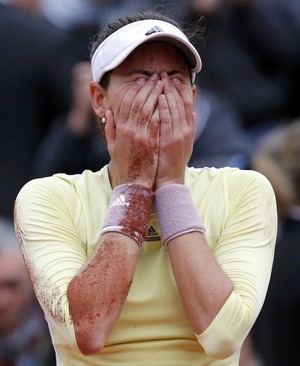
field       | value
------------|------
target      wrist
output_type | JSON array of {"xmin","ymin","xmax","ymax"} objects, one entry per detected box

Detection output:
[
  {"xmin": 155, "ymin": 177, "xmax": 185, "ymax": 190},
  {"xmin": 101, "ymin": 183, "xmax": 154, "ymax": 247},
  {"xmin": 155, "ymin": 184, "xmax": 206, "ymax": 246},
  {"xmin": 107, "ymin": 163, "xmax": 155, "ymax": 191}
]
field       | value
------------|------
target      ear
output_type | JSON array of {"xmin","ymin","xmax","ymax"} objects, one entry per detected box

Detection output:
[{"xmin": 90, "ymin": 81, "xmax": 107, "ymax": 118}]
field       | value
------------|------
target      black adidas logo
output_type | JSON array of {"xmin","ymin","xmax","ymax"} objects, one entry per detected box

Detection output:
[
  {"xmin": 145, "ymin": 26, "xmax": 163, "ymax": 36},
  {"xmin": 146, "ymin": 225, "xmax": 161, "ymax": 242}
]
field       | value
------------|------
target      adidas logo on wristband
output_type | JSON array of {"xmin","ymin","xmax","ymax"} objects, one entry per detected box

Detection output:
[
  {"xmin": 110, "ymin": 194, "xmax": 130, "ymax": 207},
  {"xmin": 146, "ymin": 225, "xmax": 161, "ymax": 242}
]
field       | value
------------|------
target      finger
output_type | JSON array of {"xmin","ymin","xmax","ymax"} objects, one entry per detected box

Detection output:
[
  {"xmin": 172, "ymin": 77, "xmax": 194, "ymax": 128},
  {"xmin": 117, "ymin": 73, "xmax": 160, "ymax": 130},
  {"xmin": 148, "ymin": 106, "xmax": 160, "ymax": 158},
  {"xmin": 132, "ymin": 74, "xmax": 163, "ymax": 132},
  {"xmin": 149, "ymin": 106, "xmax": 160, "ymax": 138},
  {"xmin": 117, "ymin": 78, "xmax": 146, "ymax": 126},
  {"xmin": 161, "ymin": 72, "xmax": 182, "ymax": 131},
  {"xmin": 104, "ymin": 109, "xmax": 116, "ymax": 151},
  {"xmin": 139, "ymin": 79, "xmax": 163, "ymax": 133},
  {"xmin": 158, "ymin": 93, "xmax": 172, "ymax": 137}
]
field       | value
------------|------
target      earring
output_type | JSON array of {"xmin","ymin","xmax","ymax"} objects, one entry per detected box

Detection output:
[{"xmin": 101, "ymin": 113, "xmax": 106, "ymax": 124}]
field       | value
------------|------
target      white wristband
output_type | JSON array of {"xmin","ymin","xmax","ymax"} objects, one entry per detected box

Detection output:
[
  {"xmin": 101, "ymin": 184, "xmax": 153, "ymax": 247},
  {"xmin": 155, "ymin": 184, "xmax": 206, "ymax": 246}
]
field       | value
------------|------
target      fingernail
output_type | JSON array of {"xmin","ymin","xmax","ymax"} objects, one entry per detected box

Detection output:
[
  {"xmin": 136, "ymin": 78, "xmax": 145, "ymax": 85},
  {"xmin": 155, "ymin": 80, "xmax": 162, "ymax": 88},
  {"xmin": 150, "ymin": 73, "xmax": 158, "ymax": 80},
  {"xmin": 173, "ymin": 78, "xmax": 181, "ymax": 85}
]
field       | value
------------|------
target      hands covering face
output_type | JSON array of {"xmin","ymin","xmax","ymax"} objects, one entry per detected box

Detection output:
[{"xmin": 105, "ymin": 72, "xmax": 196, "ymax": 190}]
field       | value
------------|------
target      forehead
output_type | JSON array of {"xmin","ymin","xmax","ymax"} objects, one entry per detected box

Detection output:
[{"xmin": 115, "ymin": 41, "xmax": 190, "ymax": 75}]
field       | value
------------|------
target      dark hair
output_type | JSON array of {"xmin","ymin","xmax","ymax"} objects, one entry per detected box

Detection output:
[{"xmin": 90, "ymin": 9, "xmax": 204, "ymax": 88}]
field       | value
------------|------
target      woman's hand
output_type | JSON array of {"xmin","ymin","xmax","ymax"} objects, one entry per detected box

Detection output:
[
  {"xmin": 155, "ymin": 71, "xmax": 196, "ymax": 189},
  {"xmin": 106, "ymin": 74, "xmax": 163, "ymax": 190}
]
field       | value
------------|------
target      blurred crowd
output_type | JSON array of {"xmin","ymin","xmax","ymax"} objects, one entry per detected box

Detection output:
[{"xmin": 1, "ymin": 0, "xmax": 300, "ymax": 365}]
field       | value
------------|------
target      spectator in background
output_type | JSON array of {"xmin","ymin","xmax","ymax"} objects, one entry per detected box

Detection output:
[
  {"xmin": 39, "ymin": 0, "xmax": 154, "ymax": 31},
  {"xmin": 0, "ymin": 2, "xmax": 76, "ymax": 219},
  {"xmin": 190, "ymin": 87, "xmax": 251, "ymax": 169},
  {"xmin": 0, "ymin": 216, "xmax": 55, "ymax": 366},
  {"xmin": 37, "ymin": 1, "xmax": 187, "ymax": 62},
  {"xmin": 32, "ymin": 61, "xmax": 110, "ymax": 177},
  {"xmin": 38, "ymin": 0, "xmax": 188, "ymax": 61},
  {"xmin": 183, "ymin": 0, "xmax": 300, "ymax": 142},
  {"xmin": 0, "ymin": 0, "xmax": 41, "ymax": 14},
  {"xmin": 39, "ymin": 0, "xmax": 188, "ymax": 31},
  {"xmin": 249, "ymin": 119, "xmax": 300, "ymax": 366}
]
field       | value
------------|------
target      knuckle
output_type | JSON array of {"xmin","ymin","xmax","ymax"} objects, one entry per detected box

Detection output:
[
  {"xmin": 139, "ymin": 106, "xmax": 152, "ymax": 124},
  {"xmin": 150, "ymin": 114, "xmax": 160, "ymax": 124},
  {"xmin": 130, "ymin": 101, "xmax": 142, "ymax": 118},
  {"xmin": 117, "ymin": 124, "xmax": 133, "ymax": 139}
]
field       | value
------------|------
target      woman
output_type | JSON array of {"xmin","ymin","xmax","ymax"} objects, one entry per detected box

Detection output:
[{"xmin": 14, "ymin": 10, "xmax": 277, "ymax": 365}]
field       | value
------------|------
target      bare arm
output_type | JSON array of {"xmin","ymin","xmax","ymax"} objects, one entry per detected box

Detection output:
[
  {"xmin": 167, "ymin": 232, "xmax": 233, "ymax": 334},
  {"xmin": 67, "ymin": 233, "xmax": 139, "ymax": 355}
]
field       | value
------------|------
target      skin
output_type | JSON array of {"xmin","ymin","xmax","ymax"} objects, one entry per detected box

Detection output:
[
  {"xmin": 91, "ymin": 41, "xmax": 197, "ymax": 190},
  {"xmin": 67, "ymin": 41, "xmax": 233, "ymax": 355}
]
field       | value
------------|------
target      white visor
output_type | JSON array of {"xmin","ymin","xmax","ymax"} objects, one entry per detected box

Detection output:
[{"xmin": 91, "ymin": 19, "xmax": 202, "ymax": 83}]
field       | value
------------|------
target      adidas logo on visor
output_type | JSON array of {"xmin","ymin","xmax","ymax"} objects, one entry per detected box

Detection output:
[
  {"xmin": 110, "ymin": 194, "xmax": 130, "ymax": 207},
  {"xmin": 145, "ymin": 26, "xmax": 163, "ymax": 36}
]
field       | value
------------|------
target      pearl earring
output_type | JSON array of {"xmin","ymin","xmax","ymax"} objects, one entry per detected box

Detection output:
[{"xmin": 101, "ymin": 113, "xmax": 106, "ymax": 124}]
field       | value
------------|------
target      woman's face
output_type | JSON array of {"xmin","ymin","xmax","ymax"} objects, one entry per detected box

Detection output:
[{"xmin": 98, "ymin": 41, "xmax": 193, "ymax": 118}]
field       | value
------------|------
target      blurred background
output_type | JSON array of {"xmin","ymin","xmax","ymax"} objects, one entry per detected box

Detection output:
[{"xmin": 1, "ymin": 1, "xmax": 299, "ymax": 365}]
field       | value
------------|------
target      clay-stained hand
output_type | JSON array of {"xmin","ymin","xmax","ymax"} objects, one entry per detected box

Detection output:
[
  {"xmin": 105, "ymin": 74, "xmax": 163, "ymax": 190},
  {"xmin": 155, "ymin": 71, "xmax": 196, "ymax": 189}
]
